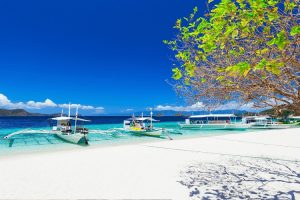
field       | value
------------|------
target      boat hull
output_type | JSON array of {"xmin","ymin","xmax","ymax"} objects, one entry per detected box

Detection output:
[
  {"xmin": 179, "ymin": 123, "xmax": 251, "ymax": 130},
  {"xmin": 128, "ymin": 129, "xmax": 162, "ymax": 137},
  {"xmin": 55, "ymin": 133, "xmax": 88, "ymax": 144},
  {"xmin": 249, "ymin": 124, "xmax": 292, "ymax": 129}
]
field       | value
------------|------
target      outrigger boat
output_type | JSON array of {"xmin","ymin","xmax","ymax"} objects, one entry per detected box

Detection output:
[
  {"xmin": 123, "ymin": 109, "xmax": 163, "ymax": 137},
  {"xmin": 3, "ymin": 104, "xmax": 91, "ymax": 145},
  {"xmin": 287, "ymin": 116, "xmax": 300, "ymax": 124},
  {"xmin": 179, "ymin": 114, "xmax": 251, "ymax": 130},
  {"xmin": 242, "ymin": 116, "xmax": 292, "ymax": 129}
]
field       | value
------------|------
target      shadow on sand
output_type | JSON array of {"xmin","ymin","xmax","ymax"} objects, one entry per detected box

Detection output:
[{"xmin": 179, "ymin": 158, "xmax": 300, "ymax": 199}]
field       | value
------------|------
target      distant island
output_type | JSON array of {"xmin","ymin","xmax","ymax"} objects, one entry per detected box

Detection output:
[
  {"xmin": 0, "ymin": 108, "xmax": 285, "ymax": 117},
  {"xmin": 0, "ymin": 109, "xmax": 47, "ymax": 116}
]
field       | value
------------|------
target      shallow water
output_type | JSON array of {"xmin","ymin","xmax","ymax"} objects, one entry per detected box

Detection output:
[{"xmin": 0, "ymin": 116, "xmax": 255, "ymax": 156}]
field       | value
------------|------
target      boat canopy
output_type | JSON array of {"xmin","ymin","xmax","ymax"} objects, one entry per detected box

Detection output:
[
  {"xmin": 288, "ymin": 116, "xmax": 300, "ymax": 120},
  {"xmin": 127, "ymin": 117, "xmax": 159, "ymax": 121},
  {"xmin": 189, "ymin": 114, "xmax": 236, "ymax": 118},
  {"xmin": 242, "ymin": 115, "xmax": 270, "ymax": 120},
  {"xmin": 51, "ymin": 116, "xmax": 91, "ymax": 122},
  {"xmin": 253, "ymin": 116, "xmax": 271, "ymax": 120}
]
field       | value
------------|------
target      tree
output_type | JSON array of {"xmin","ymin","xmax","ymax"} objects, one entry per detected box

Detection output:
[{"xmin": 165, "ymin": 0, "xmax": 300, "ymax": 115}]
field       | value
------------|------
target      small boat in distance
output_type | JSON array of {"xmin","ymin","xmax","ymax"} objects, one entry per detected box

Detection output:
[
  {"xmin": 242, "ymin": 116, "xmax": 292, "ymax": 129},
  {"xmin": 123, "ymin": 109, "xmax": 163, "ymax": 137},
  {"xmin": 179, "ymin": 114, "xmax": 251, "ymax": 130}
]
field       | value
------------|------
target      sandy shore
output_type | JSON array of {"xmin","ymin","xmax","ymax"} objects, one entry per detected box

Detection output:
[{"xmin": 0, "ymin": 128, "xmax": 300, "ymax": 199}]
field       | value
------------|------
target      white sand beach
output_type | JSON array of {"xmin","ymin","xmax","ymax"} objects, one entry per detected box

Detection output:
[{"xmin": 0, "ymin": 128, "xmax": 300, "ymax": 199}]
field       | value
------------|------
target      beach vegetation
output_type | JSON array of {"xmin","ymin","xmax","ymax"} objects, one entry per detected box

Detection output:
[{"xmin": 165, "ymin": 0, "xmax": 300, "ymax": 115}]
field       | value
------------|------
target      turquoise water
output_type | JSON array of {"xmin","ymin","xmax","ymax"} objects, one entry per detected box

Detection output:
[{"xmin": 0, "ymin": 121, "xmax": 256, "ymax": 156}]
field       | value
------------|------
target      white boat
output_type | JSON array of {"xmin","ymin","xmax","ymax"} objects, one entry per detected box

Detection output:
[
  {"xmin": 179, "ymin": 114, "xmax": 251, "ymax": 130},
  {"xmin": 3, "ymin": 104, "xmax": 91, "ymax": 145},
  {"xmin": 50, "ymin": 115, "xmax": 90, "ymax": 144},
  {"xmin": 242, "ymin": 116, "xmax": 292, "ymax": 129},
  {"xmin": 123, "ymin": 110, "xmax": 163, "ymax": 137},
  {"xmin": 287, "ymin": 116, "xmax": 300, "ymax": 124}
]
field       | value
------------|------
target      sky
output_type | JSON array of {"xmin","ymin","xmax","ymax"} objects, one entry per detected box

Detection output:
[
  {"xmin": 0, "ymin": 0, "xmax": 209, "ymax": 114},
  {"xmin": 0, "ymin": 0, "xmax": 253, "ymax": 115}
]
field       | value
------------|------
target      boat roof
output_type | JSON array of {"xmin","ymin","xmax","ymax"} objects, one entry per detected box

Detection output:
[
  {"xmin": 189, "ymin": 114, "xmax": 236, "ymax": 118},
  {"xmin": 51, "ymin": 116, "xmax": 91, "ymax": 122},
  {"xmin": 244, "ymin": 115, "xmax": 271, "ymax": 120},
  {"xmin": 288, "ymin": 116, "xmax": 300, "ymax": 119},
  {"xmin": 126, "ymin": 117, "xmax": 159, "ymax": 121}
]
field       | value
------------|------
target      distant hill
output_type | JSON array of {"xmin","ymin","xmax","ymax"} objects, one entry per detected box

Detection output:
[
  {"xmin": 0, "ymin": 109, "xmax": 46, "ymax": 116},
  {"xmin": 0, "ymin": 108, "xmax": 259, "ymax": 117}
]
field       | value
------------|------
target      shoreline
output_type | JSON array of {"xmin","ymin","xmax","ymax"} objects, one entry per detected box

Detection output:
[{"xmin": 0, "ymin": 127, "xmax": 261, "ymax": 158}]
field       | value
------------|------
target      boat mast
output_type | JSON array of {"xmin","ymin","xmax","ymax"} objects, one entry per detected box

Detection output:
[
  {"xmin": 74, "ymin": 105, "xmax": 79, "ymax": 134},
  {"xmin": 150, "ymin": 108, "xmax": 153, "ymax": 128},
  {"xmin": 68, "ymin": 102, "xmax": 71, "ymax": 117}
]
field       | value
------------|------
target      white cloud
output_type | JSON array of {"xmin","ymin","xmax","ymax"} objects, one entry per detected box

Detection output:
[
  {"xmin": 0, "ymin": 93, "xmax": 104, "ymax": 112},
  {"xmin": 215, "ymin": 101, "xmax": 255, "ymax": 111},
  {"xmin": 0, "ymin": 94, "xmax": 57, "ymax": 109},
  {"xmin": 155, "ymin": 102, "xmax": 205, "ymax": 112},
  {"xmin": 58, "ymin": 103, "xmax": 104, "ymax": 111},
  {"xmin": 26, "ymin": 99, "xmax": 57, "ymax": 109},
  {"xmin": 0, "ymin": 94, "xmax": 11, "ymax": 106},
  {"xmin": 155, "ymin": 101, "xmax": 256, "ymax": 112},
  {"xmin": 120, "ymin": 108, "xmax": 134, "ymax": 113}
]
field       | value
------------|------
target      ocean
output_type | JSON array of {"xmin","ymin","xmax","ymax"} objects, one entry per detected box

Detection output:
[{"xmin": 0, "ymin": 116, "xmax": 251, "ymax": 155}]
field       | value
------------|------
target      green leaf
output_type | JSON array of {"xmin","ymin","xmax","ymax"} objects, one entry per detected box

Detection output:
[
  {"xmin": 184, "ymin": 78, "xmax": 190, "ymax": 85},
  {"xmin": 217, "ymin": 67, "xmax": 224, "ymax": 73},
  {"xmin": 225, "ymin": 65, "xmax": 233, "ymax": 72},
  {"xmin": 224, "ymin": 25, "xmax": 235, "ymax": 36},
  {"xmin": 175, "ymin": 19, "xmax": 182, "ymax": 29},
  {"xmin": 291, "ymin": 26, "xmax": 300, "ymax": 36},
  {"xmin": 232, "ymin": 29, "xmax": 239, "ymax": 38},
  {"xmin": 236, "ymin": 62, "xmax": 251, "ymax": 76},
  {"xmin": 254, "ymin": 58, "xmax": 267, "ymax": 70},
  {"xmin": 241, "ymin": 19, "xmax": 248, "ymax": 27},
  {"xmin": 263, "ymin": 26, "xmax": 270, "ymax": 34},
  {"xmin": 267, "ymin": 0, "xmax": 278, "ymax": 6},
  {"xmin": 268, "ymin": 31, "xmax": 289, "ymax": 50},
  {"xmin": 261, "ymin": 48, "xmax": 269, "ymax": 54},
  {"xmin": 172, "ymin": 68, "xmax": 182, "ymax": 80},
  {"xmin": 284, "ymin": 1, "xmax": 296, "ymax": 11},
  {"xmin": 267, "ymin": 38, "xmax": 276, "ymax": 46},
  {"xmin": 268, "ymin": 8, "xmax": 279, "ymax": 21},
  {"xmin": 275, "ymin": 31, "xmax": 288, "ymax": 50},
  {"xmin": 239, "ymin": 47, "xmax": 245, "ymax": 54},
  {"xmin": 243, "ymin": 68, "xmax": 251, "ymax": 76},
  {"xmin": 193, "ymin": 7, "xmax": 198, "ymax": 13},
  {"xmin": 216, "ymin": 76, "xmax": 225, "ymax": 81},
  {"xmin": 265, "ymin": 60, "xmax": 283, "ymax": 75},
  {"xmin": 184, "ymin": 63, "xmax": 195, "ymax": 77}
]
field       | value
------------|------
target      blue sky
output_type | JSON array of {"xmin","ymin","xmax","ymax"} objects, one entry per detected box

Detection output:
[
  {"xmin": 0, "ymin": 0, "xmax": 208, "ymax": 114},
  {"xmin": 0, "ymin": 0, "xmax": 256, "ymax": 114}
]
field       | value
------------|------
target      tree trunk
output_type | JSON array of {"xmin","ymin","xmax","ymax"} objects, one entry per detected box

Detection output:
[
  {"xmin": 291, "ymin": 102, "xmax": 300, "ymax": 116},
  {"xmin": 294, "ymin": 106, "xmax": 300, "ymax": 116}
]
